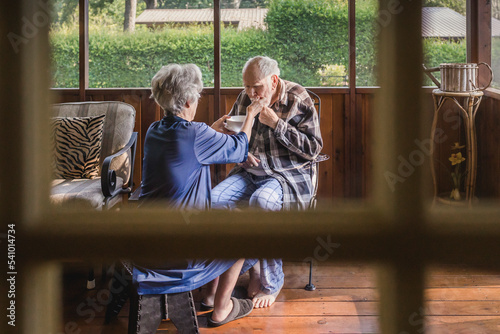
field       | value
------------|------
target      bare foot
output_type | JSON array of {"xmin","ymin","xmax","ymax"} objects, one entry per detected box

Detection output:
[
  {"xmin": 252, "ymin": 288, "xmax": 281, "ymax": 308},
  {"xmin": 247, "ymin": 261, "xmax": 261, "ymax": 298}
]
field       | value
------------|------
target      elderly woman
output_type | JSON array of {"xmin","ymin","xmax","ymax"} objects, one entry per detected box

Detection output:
[
  {"xmin": 140, "ymin": 63, "xmax": 257, "ymax": 208},
  {"xmin": 134, "ymin": 64, "xmax": 260, "ymax": 329}
]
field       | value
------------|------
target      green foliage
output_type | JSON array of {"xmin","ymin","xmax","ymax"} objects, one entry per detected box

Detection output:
[
  {"xmin": 88, "ymin": 26, "xmax": 215, "ymax": 88},
  {"xmin": 239, "ymin": 0, "xmax": 269, "ymax": 8},
  {"xmin": 52, "ymin": 0, "xmax": 127, "ymax": 30},
  {"xmin": 221, "ymin": 27, "xmax": 269, "ymax": 86},
  {"xmin": 491, "ymin": 37, "xmax": 500, "ymax": 88},
  {"xmin": 50, "ymin": 30, "xmax": 80, "ymax": 88},
  {"xmin": 50, "ymin": 24, "xmax": 268, "ymax": 88},
  {"xmin": 265, "ymin": 0, "xmax": 349, "ymax": 85},
  {"xmin": 157, "ymin": 0, "xmax": 213, "ymax": 9},
  {"xmin": 356, "ymin": 0, "xmax": 378, "ymax": 86},
  {"xmin": 423, "ymin": 38, "xmax": 466, "ymax": 85},
  {"xmin": 50, "ymin": 0, "xmax": 469, "ymax": 88}
]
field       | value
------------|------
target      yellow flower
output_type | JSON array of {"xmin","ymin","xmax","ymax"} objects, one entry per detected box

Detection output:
[
  {"xmin": 451, "ymin": 142, "xmax": 465, "ymax": 150},
  {"xmin": 449, "ymin": 152, "xmax": 466, "ymax": 165}
]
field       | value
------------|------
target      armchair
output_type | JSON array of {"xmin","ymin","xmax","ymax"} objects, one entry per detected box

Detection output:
[
  {"xmin": 50, "ymin": 101, "xmax": 137, "ymax": 210},
  {"xmin": 50, "ymin": 101, "xmax": 138, "ymax": 289}
]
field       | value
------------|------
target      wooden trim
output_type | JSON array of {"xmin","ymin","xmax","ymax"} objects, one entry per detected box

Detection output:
[
  {"xmin": 484, "ymin": 87, "xmax": 500, "ymax": 99},
  {"xmin": 214, "ymin": 0, "xmax": 221, "ymax": 119},
  {"xmin": 345, "ymin": 0, "xmax": 357, "ymax": 197},
  {"xmin": 478, "ymin": 0, "xmax": 492, "ymax": 88},
  {"xmin": 467, "ymin": 0, "xmax": 477, "ymax": 62},
  {"xmin": 79, "ymin": 0, "xmax": 89, "ymax": 101}
]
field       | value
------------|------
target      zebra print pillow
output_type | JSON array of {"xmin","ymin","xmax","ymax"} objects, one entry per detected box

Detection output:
[{"xmin": 52, "ymin": 115, "xmax": 106, "ymax": 179}]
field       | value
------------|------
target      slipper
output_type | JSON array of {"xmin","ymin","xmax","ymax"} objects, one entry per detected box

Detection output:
[
  {"xmin": 207, "ymin": 297, "xmax": 253, "ymax": 327},
  {"xmin": 200, "ymin": 301, "xmax": 214, "ymax": 312}
]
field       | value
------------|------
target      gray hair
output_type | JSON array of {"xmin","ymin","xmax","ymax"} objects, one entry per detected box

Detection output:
[
  {"xmin": 242, "ymin": 56, "xmax": 280, "ymax": 79},
  {"xmin": 151, "ymin": 63, "xmax": 203, "ymax": 115}
]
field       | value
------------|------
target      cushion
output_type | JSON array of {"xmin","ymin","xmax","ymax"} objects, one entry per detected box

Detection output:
[
  {"xmin": 52, "ymin": 115, "xmax": 106, "ymax": 179},
  {"xmin": 51, "ymin": 177, "xmax": 124, "ymax": 210}
]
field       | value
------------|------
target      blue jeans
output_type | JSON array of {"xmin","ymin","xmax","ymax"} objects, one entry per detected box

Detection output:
[{"xmin": 212, "ymin": 171, "xmax": 284, "ymax": 294}]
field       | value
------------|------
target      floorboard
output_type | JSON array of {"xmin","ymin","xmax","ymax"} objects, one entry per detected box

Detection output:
[{"xmin": 60, "ymin": 262, "xmax": 500, "ymax": 333}]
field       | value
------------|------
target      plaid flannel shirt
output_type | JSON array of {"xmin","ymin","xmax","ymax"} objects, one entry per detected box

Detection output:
[{"xmin": 228, "ymin": 79, "xmax": 323, "ymax": 210}]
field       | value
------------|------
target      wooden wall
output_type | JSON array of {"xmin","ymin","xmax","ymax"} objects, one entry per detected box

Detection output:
[
  {"xmin": 51, "ymin": 88, "xmax": 500, "ymax": 202},
  {"xmin": 477, "ymin": 92, "xmax": 500, "ymax": 199}
]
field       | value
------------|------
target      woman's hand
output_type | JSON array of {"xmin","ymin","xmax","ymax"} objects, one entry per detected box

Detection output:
[
  {"xmin": 247, "ymin": 99, "xmax": 264, "ymax": 118},
  {"xmin": 238, "ymin": 153, "xmax": 261, "ymax": 169},
  {"xmin": 211, "ymin": 115, "xmax": 235, "ymax": 134}
]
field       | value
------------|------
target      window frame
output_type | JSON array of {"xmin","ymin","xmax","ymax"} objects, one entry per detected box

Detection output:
[{"xmin": 2, "ymin": 1, "xmax": 500, "ymax": 334}]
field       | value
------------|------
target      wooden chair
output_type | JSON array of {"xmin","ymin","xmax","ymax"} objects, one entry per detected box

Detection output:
[{"xmin": 50, "ymin": 101, "xmax": 138, "ymax": 288}]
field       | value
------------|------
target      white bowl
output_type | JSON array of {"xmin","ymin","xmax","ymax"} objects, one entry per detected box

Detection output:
[{"xmin": 225, "ymin": 115, "xmax": 252, "ymax": 132}]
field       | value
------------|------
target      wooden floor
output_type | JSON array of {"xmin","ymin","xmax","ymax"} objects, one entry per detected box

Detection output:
[{"xmin": 62, "ymin": 261, "xmax": 500, "ymax": 333}]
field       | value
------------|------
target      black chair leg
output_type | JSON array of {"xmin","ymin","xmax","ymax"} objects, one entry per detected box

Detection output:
[
  {"xmin": 105, "ymin": 264, "xmax": 133, "ymax": 324},
  {"xmin": 105, "ymin": 261, "xmax": 200, "ymax": 333},
  {"xmin": 305, "ymin": 260, "xmax": 316, "ymax": 291},
  {"xmin": 129, "ymin": 294, "xmax": 163, "ymax": 334},
  {"xmin": 166, "ymin": 291, "xmax": 199, "ymax": 334}
]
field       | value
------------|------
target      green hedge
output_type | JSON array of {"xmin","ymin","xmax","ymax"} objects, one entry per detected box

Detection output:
[
  {"xmin": 50, "ymin": 0, "xmax": 467, "ymax": 88},
  {"xmin": 423, "ymin": 38, "xmax": 467, "ymax": 86}
]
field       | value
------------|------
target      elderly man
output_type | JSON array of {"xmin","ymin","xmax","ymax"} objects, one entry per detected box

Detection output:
[{"xmin": 212, "ymin": 56, "xmax": 323, "ymax": 308}]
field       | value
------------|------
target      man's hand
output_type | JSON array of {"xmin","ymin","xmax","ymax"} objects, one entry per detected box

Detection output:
[
  {"xmin": 238, "ymin": 152, "xmax": 260, "ymax": 169},
  {"xmin": 211, "ymin": 115, "xmax": 236, "ymax": 134},
  {"xmin": 259, "ymin": 106, "xmax": 279, "ymax": 129}
]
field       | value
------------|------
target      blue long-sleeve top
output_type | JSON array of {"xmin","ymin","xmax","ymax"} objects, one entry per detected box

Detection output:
[
  {"xmin": 139, "ymin": 114, "xmax": 248, "ymax": 209},
  {"xmin": 134, "ymin": 114, "xmax": 248, "ymax": 295}
]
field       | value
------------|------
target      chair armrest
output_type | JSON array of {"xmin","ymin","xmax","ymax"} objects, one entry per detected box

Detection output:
[
  {"xmin": 101, "ymin": 132, "xmax": 138, "ymax": 198},
  {"xmin": 308, "ymin": 153, "xmax": 330, "ymax": 209},
  {"xmin": 314, "ymin": 153, "xmax": 330, "ymax": 163}
]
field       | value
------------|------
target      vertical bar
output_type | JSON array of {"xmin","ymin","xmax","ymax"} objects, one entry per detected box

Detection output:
[
  {"xmin": 346, "ymin": 0, "xmax": 357, "ymax": 197},
  {"xmin": 0, "ymin": 0, "xmax": 23, "ymax": 226},
  {"xmin": 1, "ymin": 2, "xmax": 23, "ymax": 332},
  {"xmin": 79, "ymin": 0, "xmax": 89, "ymax": 101},
  {"xmin": 21, "ymin": 263, "xmax": 62, "ymax": 334},
  {"xmin": 214, "ymin": 0, "xmax": 221, "ymax": 184},
  {"xmin": 214, "ymin": 0, "xmax": 221, "ymax": 117},
  {"xmin": 477, "ymin": 0, "xmax": 492, "ymax": 88},
  {"xmin": 467, "ymin": 0, "xmax": 479, "ymax": 63},
  {"xmin": 374, "ymin": 0, "xmax": 425, "ymax": 331},
  {"xmin": 378, "ymin": 261, "xmax": 426, "ymax": 334},
  {"xmin": 2, "ymin": 0, "xmax": 56, "ymax": 331}
]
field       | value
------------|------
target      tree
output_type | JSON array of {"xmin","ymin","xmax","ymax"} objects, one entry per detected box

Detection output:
[
  {"xmin": 144, "ymin": 0, "xmax": 157, "ymax": 9},
  {"xmin": 124, "ymin": 0, "xmax": 137, "ymax": 32}
]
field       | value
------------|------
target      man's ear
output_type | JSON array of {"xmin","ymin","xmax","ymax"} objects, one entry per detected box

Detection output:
[
  {"xmin": 271, "ymin": 74, "xmax": 279, "ymax": 89},
  {"xmin": 185, "ymin": 100, "xmax": 191, "ymax": 109}
]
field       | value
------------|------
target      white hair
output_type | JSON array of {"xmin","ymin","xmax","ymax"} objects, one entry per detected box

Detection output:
[
  {"xmin": 151, "ymin": 64, "xmax": 203, "ymax": 116},
  {"xmin": 242, "ymin": 56, "xmax": 280, "ymax": 79}
]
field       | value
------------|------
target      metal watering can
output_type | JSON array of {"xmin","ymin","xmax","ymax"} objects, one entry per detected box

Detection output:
[{"xmin": 422, "ymin": 62, "xmax": 493, "ymax": 92}]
